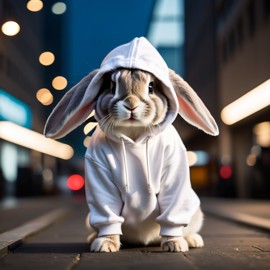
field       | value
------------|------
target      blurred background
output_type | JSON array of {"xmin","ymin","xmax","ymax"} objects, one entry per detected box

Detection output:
[{"xmin": 0, "ymin": 0, "xmax": 269, "ymax": 201}]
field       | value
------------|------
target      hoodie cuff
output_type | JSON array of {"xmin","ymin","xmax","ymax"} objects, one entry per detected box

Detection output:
[
  {"xmin": 160, "ymin": 225, "xmax": 184, "ymax": 237},
  {"xmin": 97, "ymin": 223, "xmax": 123, "ymax": 237}
]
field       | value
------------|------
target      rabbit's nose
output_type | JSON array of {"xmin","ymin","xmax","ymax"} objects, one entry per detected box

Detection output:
[
  {"xmin": 124, "ymin": 105, "xmax": 138, "ymax": 111},
  {"xmin": 124, "ymin": 96, "xmax": 140, "ymax": 110}
]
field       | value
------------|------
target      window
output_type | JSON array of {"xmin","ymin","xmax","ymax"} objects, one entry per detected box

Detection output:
[{"xmin": 147, "ymin": 0, "xmax": 184, "ymax": 75}]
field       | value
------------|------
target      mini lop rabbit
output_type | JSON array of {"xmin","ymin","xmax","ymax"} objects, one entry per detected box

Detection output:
[{"xmin": 44, "ymin": 37, "xmax": 218, "ymax": 252}]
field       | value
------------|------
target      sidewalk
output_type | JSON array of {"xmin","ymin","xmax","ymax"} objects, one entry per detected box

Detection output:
[
  {"xmin": 0, "ymin": 196, "xmax": 269, "ymax": 269},
  {"xmin": 0, "ymin": 196, "xmax": 77, "ymax": 233},
  {"xmin": 201, "ymin": 197, "xmax": 270, "ymax": 231}
]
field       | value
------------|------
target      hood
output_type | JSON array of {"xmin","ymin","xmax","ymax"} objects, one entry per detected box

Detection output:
[{"xmin": 83, "ymin": 37, "xmax": 179, "ymax": 140}]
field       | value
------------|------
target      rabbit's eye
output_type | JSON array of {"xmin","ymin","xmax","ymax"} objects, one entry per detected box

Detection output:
[
  {"xmin": 148, "ymin": 81, "xmax": 154, "ymax": 94},
  {"xmin": 111, "ymin": 81, "xmax": 116, "ymax": 95}
]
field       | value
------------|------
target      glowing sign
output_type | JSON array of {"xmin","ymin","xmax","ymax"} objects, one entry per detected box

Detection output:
[{"xmin": 0, "ymin": 89, "xmax": 32, "ymax": 128}]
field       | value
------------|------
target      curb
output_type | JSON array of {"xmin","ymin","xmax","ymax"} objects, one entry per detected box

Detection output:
[
  {"xmin": 0, "ymin": 208, "xmax": 70, "ymax": 256},
  {"xmin": 201, "ymin": 198, "xmax": 270, "ymax": 232}
]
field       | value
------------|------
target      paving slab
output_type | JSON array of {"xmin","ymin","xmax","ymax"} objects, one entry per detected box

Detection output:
[
  {"xmin": 79, "ymin": 249, "xmax": 197, "ymax": 270},
  {"xmin": 0, "ymin": 197, "xmax": 270, "ymax": 270}
]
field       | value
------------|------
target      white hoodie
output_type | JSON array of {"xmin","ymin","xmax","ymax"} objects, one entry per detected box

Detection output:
[{"xmin": 84, "ymin": 37, "xmax": 200, "ymax": 244}]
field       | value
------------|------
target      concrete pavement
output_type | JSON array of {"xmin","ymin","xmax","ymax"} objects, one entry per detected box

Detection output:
[
  {"xmin": 0, "ymin": 195, "xmax": 269, "ymax": 269},
  {"xmin": 202, "ymin": 197, "xmax": 270, "ymax": 231}
]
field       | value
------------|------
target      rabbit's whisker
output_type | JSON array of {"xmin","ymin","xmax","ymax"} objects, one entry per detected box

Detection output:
[{"xmin": 99, "ymin": 114, "xmax": 115, "ymax": 134}]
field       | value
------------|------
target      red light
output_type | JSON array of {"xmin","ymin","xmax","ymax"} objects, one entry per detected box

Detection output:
[
  {"xmin": 67, "ymin": 174, "xmax": 84, "ymax": 191},
  {"xmin": 219, "ymin": 165, "xmax": 232, "ymax": 179}
]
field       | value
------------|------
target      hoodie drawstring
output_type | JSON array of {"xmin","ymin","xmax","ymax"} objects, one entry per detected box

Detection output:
[
  {"xmin": 145, "ymin": 138, "xmax": 152, "ymax": 193},
  {"xmin": 120, "ymin": 137, "xmax": 152, "ymax": 194},
  {"xmin": 121, "ymin": 138, "xmax": 130, "ymax": 193}
]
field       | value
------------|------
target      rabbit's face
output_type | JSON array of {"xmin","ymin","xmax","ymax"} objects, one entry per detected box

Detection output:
[{"xmin": 95, "ymin": 69, "xmax": 168, "ymax": 134}]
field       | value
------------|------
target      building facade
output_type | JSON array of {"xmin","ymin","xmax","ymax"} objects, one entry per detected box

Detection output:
[
  {"xmin": 0, "ymin": 0, "xmax": 70, "ymax": 199},
  {"xmin": 185, "ymin": 0, "xmax": 270, "ymax": 198}
]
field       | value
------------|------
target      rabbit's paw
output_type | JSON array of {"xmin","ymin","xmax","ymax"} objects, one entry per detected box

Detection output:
[
  {"xmin": 90, "ymin": 235, "xmax": 120, "ymax": 252},
  {"xmin": 161, "ymin": 236, "xmax": 189, "ymax": 252},
  {"xmin": 185, "ymin": 233, "xmax": 204, "ymax": 248}
]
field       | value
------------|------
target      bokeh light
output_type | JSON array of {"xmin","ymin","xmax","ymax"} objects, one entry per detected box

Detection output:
[
  {"xmin": 39, "ymin": 51, "xmax": 55, "ymax": 66},
  {"xmin": 187, "ymin": 151, "xmax": 197, "ymax": 167},
  {"xmin": 36, "ymin": 88, "xmax": 53, "ymax": 105},
  {"xmin": 219, "ymin": 165, "xmax": 232, "ymax": 180},
  {"xmin": 26, "ymin": 0, "xmax": 43, "ymax": 12},
  {"xmin": 67, "ymin": 174, "xmax": 85, "ymax": 191},
  {"xmin": 52, "ymin": 2, "xmax": 67, "ymax": 15},
  {"xmin": 83, "ymin": 136, "xmax": 91, "ymax": 148},
  {"xmin": 83, "ymin": 122, "xmax": 98, "ymax": 135},
  {"xmin": 1, "ymin": 21, "xmax": 20, "ymax": 36},
  {"xmin": 253, "ymin": 122, "xmax": 270, "ymax": 148},
  {"xmin": 52, "ymin": 76, "xmax": 68, "ymax": 90}
]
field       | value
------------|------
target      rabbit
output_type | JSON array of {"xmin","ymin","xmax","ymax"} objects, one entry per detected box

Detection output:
[{"xmin": 44, "ymin": 37, "xmax": 218, "ymax": 253}]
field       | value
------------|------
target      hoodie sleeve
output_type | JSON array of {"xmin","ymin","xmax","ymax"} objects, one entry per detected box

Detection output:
[
  {"xmin": 85, "ymin": 155, "xmax": 124, "ymax": 236},
  {"xmin": 156, "ymin": 130, "xmax": 200, "ymax": 237}
]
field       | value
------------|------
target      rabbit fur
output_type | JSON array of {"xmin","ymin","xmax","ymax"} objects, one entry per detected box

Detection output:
[{"xmin": 44, "ymin": 37, "xmax": 218, "ymax": 253}]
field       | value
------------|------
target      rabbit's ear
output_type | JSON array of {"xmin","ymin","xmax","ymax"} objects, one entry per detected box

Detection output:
[
  {"xmin": 169, "ymin": 69, "xmax": 219, "ymax": 136},
  {"xmin": 44, "ymin": 69, "xmax": 99, "ymax": 139}
]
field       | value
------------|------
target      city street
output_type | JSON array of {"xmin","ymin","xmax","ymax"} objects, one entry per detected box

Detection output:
[
  {"xmin": 0, "ymin": 196, "xmax": 269, "ymax": 270},
  {"xmin": 1, "ymin": 1, "xmax": 270, "ymax": 269}
]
